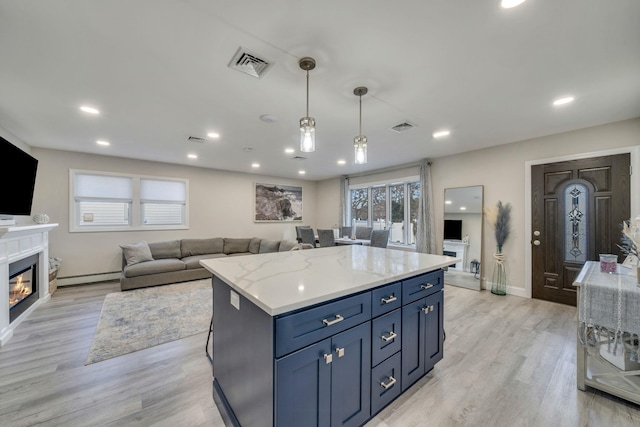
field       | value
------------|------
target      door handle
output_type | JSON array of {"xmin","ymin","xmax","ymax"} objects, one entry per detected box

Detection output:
[
  {"xmin": 322, "ymin": 314, "xmax": 344, "ymax": 326},
  {"xmin": 380, "ymin": 376, "xmax": 397, "ymax": 390},
  {"xmin": 533, "ymin": 240, "xmax": 541, "ymax": 246},
  {"xmin": 381, "ymin": 331, "xmax": 397, "ymax": 342}
]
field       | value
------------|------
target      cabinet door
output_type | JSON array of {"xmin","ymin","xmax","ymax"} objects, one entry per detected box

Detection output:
[
  {"xmin": 401, "ymin": 297, "xmax": 426, "ymax": 391},
  {"xmin": 423, "ymin": 290, "xmax": 444, "ymax": 373},
  {"xmin": 276, "ymin": 338, "xmax": 332, "ymax": 427},
  {"xmin": 331, "ymin": 322, "xmax": 371, "ymax": 427}
]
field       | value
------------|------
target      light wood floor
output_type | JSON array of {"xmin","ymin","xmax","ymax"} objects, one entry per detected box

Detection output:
[{"xmin": 1, "ymin": 282, "xmax": 640, "ymax": 426}]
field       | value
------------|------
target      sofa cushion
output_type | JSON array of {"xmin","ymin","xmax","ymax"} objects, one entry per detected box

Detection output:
[
  {"xmin": 224, "ymin": 238, "xmax": 252, "ymax": 254},
  {"xmin": 182, "ymin": 254, "xmax": 227, "ymax": 269},
  {"xmin": 249, "ymin": 238, "xmax": 261, "ymax": 254},
  {"xmin": 278, "ymin": 240, "xmax": 298, "ymax": 251},
  {"xmin": 123, "ymin": 258, "xmax": 185, "ymax": 278},
  {"xmin": 259, "ymin": 239, "xmax": 280, "ymax": 253},
  {"xmin": 227, "ymin": 252, "xmax": 252, "ymax": 257},
  {"xmin": 120, "ymin": 241, "xmax": 154, "ymax": 266},
  {"xmin": 181, "ymin": 238, "xmax": 224, "ymax": 257},
  {"xmin": 148, "ymin": 240, "xmax": 181, "ymax": 259}
]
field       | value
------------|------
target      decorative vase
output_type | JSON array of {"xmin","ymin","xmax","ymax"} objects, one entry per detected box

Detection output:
[
  {"xmin": 33, "ymin": 213, "xmax": 50, "ymax": 224},
  {"xmin": 491, "ymin": 246, "xmax": 507, "ymax": 295}
]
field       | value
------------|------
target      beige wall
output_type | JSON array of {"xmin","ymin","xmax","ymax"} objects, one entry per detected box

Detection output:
[
  {"xmin": 316, "ymin": 117, "xmax": 640, "ymax": 296},
  {"xmin": 26, "ymin": 149, "xmax": 317, "ymax": 283}
]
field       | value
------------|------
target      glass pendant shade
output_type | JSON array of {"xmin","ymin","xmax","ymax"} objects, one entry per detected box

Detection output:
[
  {"xmin": 300, "ymin": 117, "xmax": 316, "ymax": 153},
  {"xmin": 354, "ymin": 135, "xmax": 367, "ymax": 164}
]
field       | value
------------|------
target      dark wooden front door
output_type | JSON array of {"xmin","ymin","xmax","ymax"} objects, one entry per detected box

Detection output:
[{"xmin": 531, "ymin": 153, "xmax": 630, "ymax": 306}]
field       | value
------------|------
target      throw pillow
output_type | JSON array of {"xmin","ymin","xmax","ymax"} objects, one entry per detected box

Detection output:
[{"xmin": 120, "ymin": 241, "xmax": 154, "ymax": 266}]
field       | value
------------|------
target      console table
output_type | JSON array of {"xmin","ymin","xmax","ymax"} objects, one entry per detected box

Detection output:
[
  {"xmin": 575, "ymin": 260, "xmax": 640, "ymax": 405},
  {"xmin": 201, "ymin": 246, "xmax": 459, "ymax": 427}
]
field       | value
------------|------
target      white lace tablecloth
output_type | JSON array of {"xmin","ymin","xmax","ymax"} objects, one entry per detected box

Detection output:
[{"xmin": 576, "ymin": 261, "xmax": 640, "ymax": 360}]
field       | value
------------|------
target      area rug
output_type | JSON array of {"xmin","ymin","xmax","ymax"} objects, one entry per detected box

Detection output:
[{"xmin": 85, "ymin": 279, "xmax": 212, "ymax": 365}]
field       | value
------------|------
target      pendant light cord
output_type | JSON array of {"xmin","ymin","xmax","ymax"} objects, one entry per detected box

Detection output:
[
  {"xmin": 359, "ymin": 94, "xmax": 362, "ymax": 135},
  {"xmin": 306, "ymin": 70, "xmax": 310, "ymax": 117}
]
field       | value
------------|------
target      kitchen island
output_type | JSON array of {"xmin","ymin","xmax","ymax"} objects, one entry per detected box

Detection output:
[{"xmin": 201, "ymin": 245, "xmax": 459, "ymax": 427}]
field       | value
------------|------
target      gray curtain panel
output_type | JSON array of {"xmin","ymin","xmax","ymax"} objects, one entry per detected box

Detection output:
[{"xmin": 416, "ymin": 160, "xmax": 436, "ymax": 254}]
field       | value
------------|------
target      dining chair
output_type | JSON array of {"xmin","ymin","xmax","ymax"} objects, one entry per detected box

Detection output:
[
  {"xmin": 317, "ymin": 229, "xmax": 336, "ymax": 247},
  {"xmin": 369, "ymin": 229, "xmax": 390, "ymax": 248},
  {"xmin": 295, "ymin": 225, "xmax": 312, "ymax": 243},
  {"xmin": 298, "ymin": 227, "xmax": 317, "ymax": 247},
  {"xmin": 355, "ymin": 226, "xmax": 373, "ymax": 240},
  {"xmin": 340, "ymin": 226, "xmax": 352, "ymax": 238}
]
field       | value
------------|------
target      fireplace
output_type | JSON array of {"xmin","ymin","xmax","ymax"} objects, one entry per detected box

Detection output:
[
  {"xmin": 9, "ymin": 253, "xmax": 39, "ymax": 323},
  {"xmin": 443, "ymin": 250, "xmax": 457, "ymax": 268}
]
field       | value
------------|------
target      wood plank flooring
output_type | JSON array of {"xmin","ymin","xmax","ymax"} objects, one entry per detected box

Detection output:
[{"xmin": 1, "ymin": 282, "xmax": 639, "ymax": 426}]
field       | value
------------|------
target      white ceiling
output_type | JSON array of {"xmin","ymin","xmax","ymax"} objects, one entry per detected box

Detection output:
[{"xmin": 1, "ymin": 0, "xmax": 639, "ymax": 181}]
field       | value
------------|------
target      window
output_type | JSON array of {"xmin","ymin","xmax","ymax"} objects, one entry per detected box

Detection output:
[
  {"xmin": 70, "ymin": 170, "xmax": 188, "ymax": 232},
  {"xmin": 347, "ymin": 178, "xmax": 420, "ymax": 246}
]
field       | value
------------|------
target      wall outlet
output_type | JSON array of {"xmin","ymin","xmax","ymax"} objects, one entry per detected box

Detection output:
[{"xmin": 230, "ymin": 290, "xmax": 240, "ymax": 310}]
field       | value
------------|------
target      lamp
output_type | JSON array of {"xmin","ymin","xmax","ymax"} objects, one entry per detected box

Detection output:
[
  {"xmin": 353, "ymin": 86, "xmax": 368, "ymax": 164},
  {"xmin": 299, "ymin": 57, "xmax": 316, "ymax": 153}
]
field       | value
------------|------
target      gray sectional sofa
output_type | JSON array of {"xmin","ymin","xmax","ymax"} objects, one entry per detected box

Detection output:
[{"xmin": 120, "ymin": 237, "xmax": 301, "ymax": 291}]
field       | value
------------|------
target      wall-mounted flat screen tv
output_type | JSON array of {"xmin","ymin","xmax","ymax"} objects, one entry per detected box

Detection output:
[
  {"xmin": 0, "ymin": 136, "xmax": 38, "ymax": 216},
  {"xmin": 444, "ymin": 219, "xmax": 462, "ymax": 240}
]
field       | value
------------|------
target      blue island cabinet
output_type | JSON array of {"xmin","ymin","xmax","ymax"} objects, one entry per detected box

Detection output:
[{"xmin": 211, "ymin": 268, "xmax": 444, "ymax": 427}]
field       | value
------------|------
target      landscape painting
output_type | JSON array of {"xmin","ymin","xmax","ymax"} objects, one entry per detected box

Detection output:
[{"xmin": 255, "ymin": 183, "xmax": 303, "ymax": 222}]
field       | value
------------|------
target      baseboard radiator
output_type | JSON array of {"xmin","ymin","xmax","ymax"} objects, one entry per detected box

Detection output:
[{"xmin": 57, "ymin": 272, "xmax": 120, "ymax": 287}]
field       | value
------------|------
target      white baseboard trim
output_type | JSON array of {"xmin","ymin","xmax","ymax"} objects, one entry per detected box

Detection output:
[
  {"xmin": 506, "ymin": 285, "xmax": 528, "ymax": 298},
  {"xmin": 57, "ymin": 272, "xmax": 120, "ymax": 287}
]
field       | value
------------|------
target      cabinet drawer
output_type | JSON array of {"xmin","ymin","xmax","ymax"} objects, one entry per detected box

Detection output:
[
  {"xmin": 371, "ymin": 282, "xmax": 402, "ymax": 318},
  {"xmin": 402, "ymin": 270, "xmax": 443, "ymax": 304},
  {"xmin": 371, "ymin": 309, "xmax": 401, "ymax": 367},
  {"xmin": 371, "ymin": 351, "xmax": 402, "ymax": 415},
  {"xmin": 275, "ymin": 292, "xmax": 372, "ymax": 357}
]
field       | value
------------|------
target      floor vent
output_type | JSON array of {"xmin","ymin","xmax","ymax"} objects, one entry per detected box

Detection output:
[
  {"xmin": 228, "ymin": 47, "xmax": 273, "ymax": 79},
  {"xmin": 390, "ymin": 121, "xmax": 416, "ymax": 133},
  {"xmin": 187, "ymin": 136, "xmax": 206, "ymax": 143}
]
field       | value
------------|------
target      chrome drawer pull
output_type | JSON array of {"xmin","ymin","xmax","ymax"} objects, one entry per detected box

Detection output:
[
  {"xmin": 322, "ymin": 314, "xmax": 344, "ymax": 326},
  {"xmin": 324, "ymin": 353, "xmax": 333, "ymax": 364},
  {"xmin": 420, "ymin": 283, "xmax": 434, "ymax": 290},
  {"xmin": 421, "ymin": 305, "xmax": 435, "ymax": 314},
  {"xmin": 381, "ymin": 331, "xmax": 397, "ymax": 342},
  {"xmin": 336, "ymin": 347, "xmax": 345, "ymax": 358},
  {"xmin": 380, "ymin": 295, "xmax": 397, "ymax": 304},
  {"xmin": 380, "ymin": 376, "xmax": 396, "ymax": 390}
]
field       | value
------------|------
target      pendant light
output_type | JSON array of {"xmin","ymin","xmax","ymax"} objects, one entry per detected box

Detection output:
[
  {"xmin": 299, "ymin": 57, "xmax": 316, "ymax": 153},
  {"xmin": 353, "ymin": 86, "xmax": 368, "ymax": 164}
]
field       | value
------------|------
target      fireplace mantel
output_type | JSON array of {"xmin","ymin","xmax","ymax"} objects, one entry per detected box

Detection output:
[{"xmin": 0, "ymin": 223, "xmax": 58, "ymax": 346}]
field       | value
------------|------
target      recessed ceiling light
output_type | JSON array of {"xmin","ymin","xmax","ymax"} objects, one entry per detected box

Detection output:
[
  {"xmin": 96, "ymin": 140, "xmax": 110, "ymax": 146},
  {"xmin": 299, "ymin": 170, "xmax": 306, "ymax": 175},
  {"xmin": 260, "ymin": 114, "xmax": 278, "ymax": 123},
  {"xmin": 285, "ymin": 148, "xmax": 295, "ymax": 154},
  {"xmin": 207, "ymin": 132, "xmax": 220, "ymax": 139},
  {"xmin": 445, "ymin": 200, "xmax": 452, "ymax": 204},
  {"xmin": 433, "ymin": 130, "xmax": 450, "ymax": 138},
  {"xmin": 553, "ymin": 96, "xmax": 575, "ymax": 106},
  {"xmin": 188, "ymin": 153, "xmax": 198, "ymax": 159},
  {"xmin": 337, "ymin": 160, "xmax": 346, "ymax": 165},
  {"xmin": 501, "ymin": 0, "xmax": 526, "ymax": 8},
  {"xmin": 80, "ymin": 105, "xmax": 100, "ymax": 114},
  {"xmin": 243, "ymin": 147, "xmax": 254, "ymax": 152},
  {"xmin": 251, "ymin": 163, "xmax": 260, "ymax": 168},
  {"xmin": 460, "ymin": 206, "xmax": 467, "ymax": 211}
]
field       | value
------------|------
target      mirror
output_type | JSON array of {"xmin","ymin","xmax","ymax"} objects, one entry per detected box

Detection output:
[{"xmin": 443, "ymin": 185, "xmax": 483, "ymax": 291}]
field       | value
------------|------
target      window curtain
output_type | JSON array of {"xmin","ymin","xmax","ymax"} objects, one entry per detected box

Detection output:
[
  {"xmin": 339, "ymin": 176, "xmax": 348, "ymax": 226},
  {"xmin": 416, "ymin": 160, "xmax": 436, "ymax": 254}
]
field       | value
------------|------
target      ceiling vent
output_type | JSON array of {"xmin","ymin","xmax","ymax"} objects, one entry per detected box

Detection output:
[
  {"xmin": 186, "ymin": 136, "xmax": 206, "ymax": 143},
  {"xmin": 291, "ymin": 156, "xmax": 307, "ymax": 161},
  {"xmin": 228, "ymin": 47, "xmax": 273, "ymax": 79},
  {"xmin": 390, "ymin": 121, "xmax": 416, "ymax": 133}
]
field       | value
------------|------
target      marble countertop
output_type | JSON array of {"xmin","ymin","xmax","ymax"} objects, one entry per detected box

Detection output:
[{"xmin": 200, "ymin": 245, "xmax": 460, "ymax": 316}]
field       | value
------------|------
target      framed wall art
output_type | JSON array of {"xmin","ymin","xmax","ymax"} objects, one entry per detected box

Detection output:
[{"xmin": 254, "ymin": 182, "xmax": 303, "ymax": 222}]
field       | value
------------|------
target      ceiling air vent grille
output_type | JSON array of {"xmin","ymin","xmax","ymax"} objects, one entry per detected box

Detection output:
[
  {"xmin": 291, "ymin": 156, "xmax": 307, "ymax": 160},
  {"xmin": 186, "ymin": 136, "xmax": 206, "ymax": 143},
  {"xmin": 228, "ymin": 47, "xmax": 273, "ymax": 79},
  {"xmin": 390, "ymin": 121, "xmax": 416, "ymax": 133}
]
